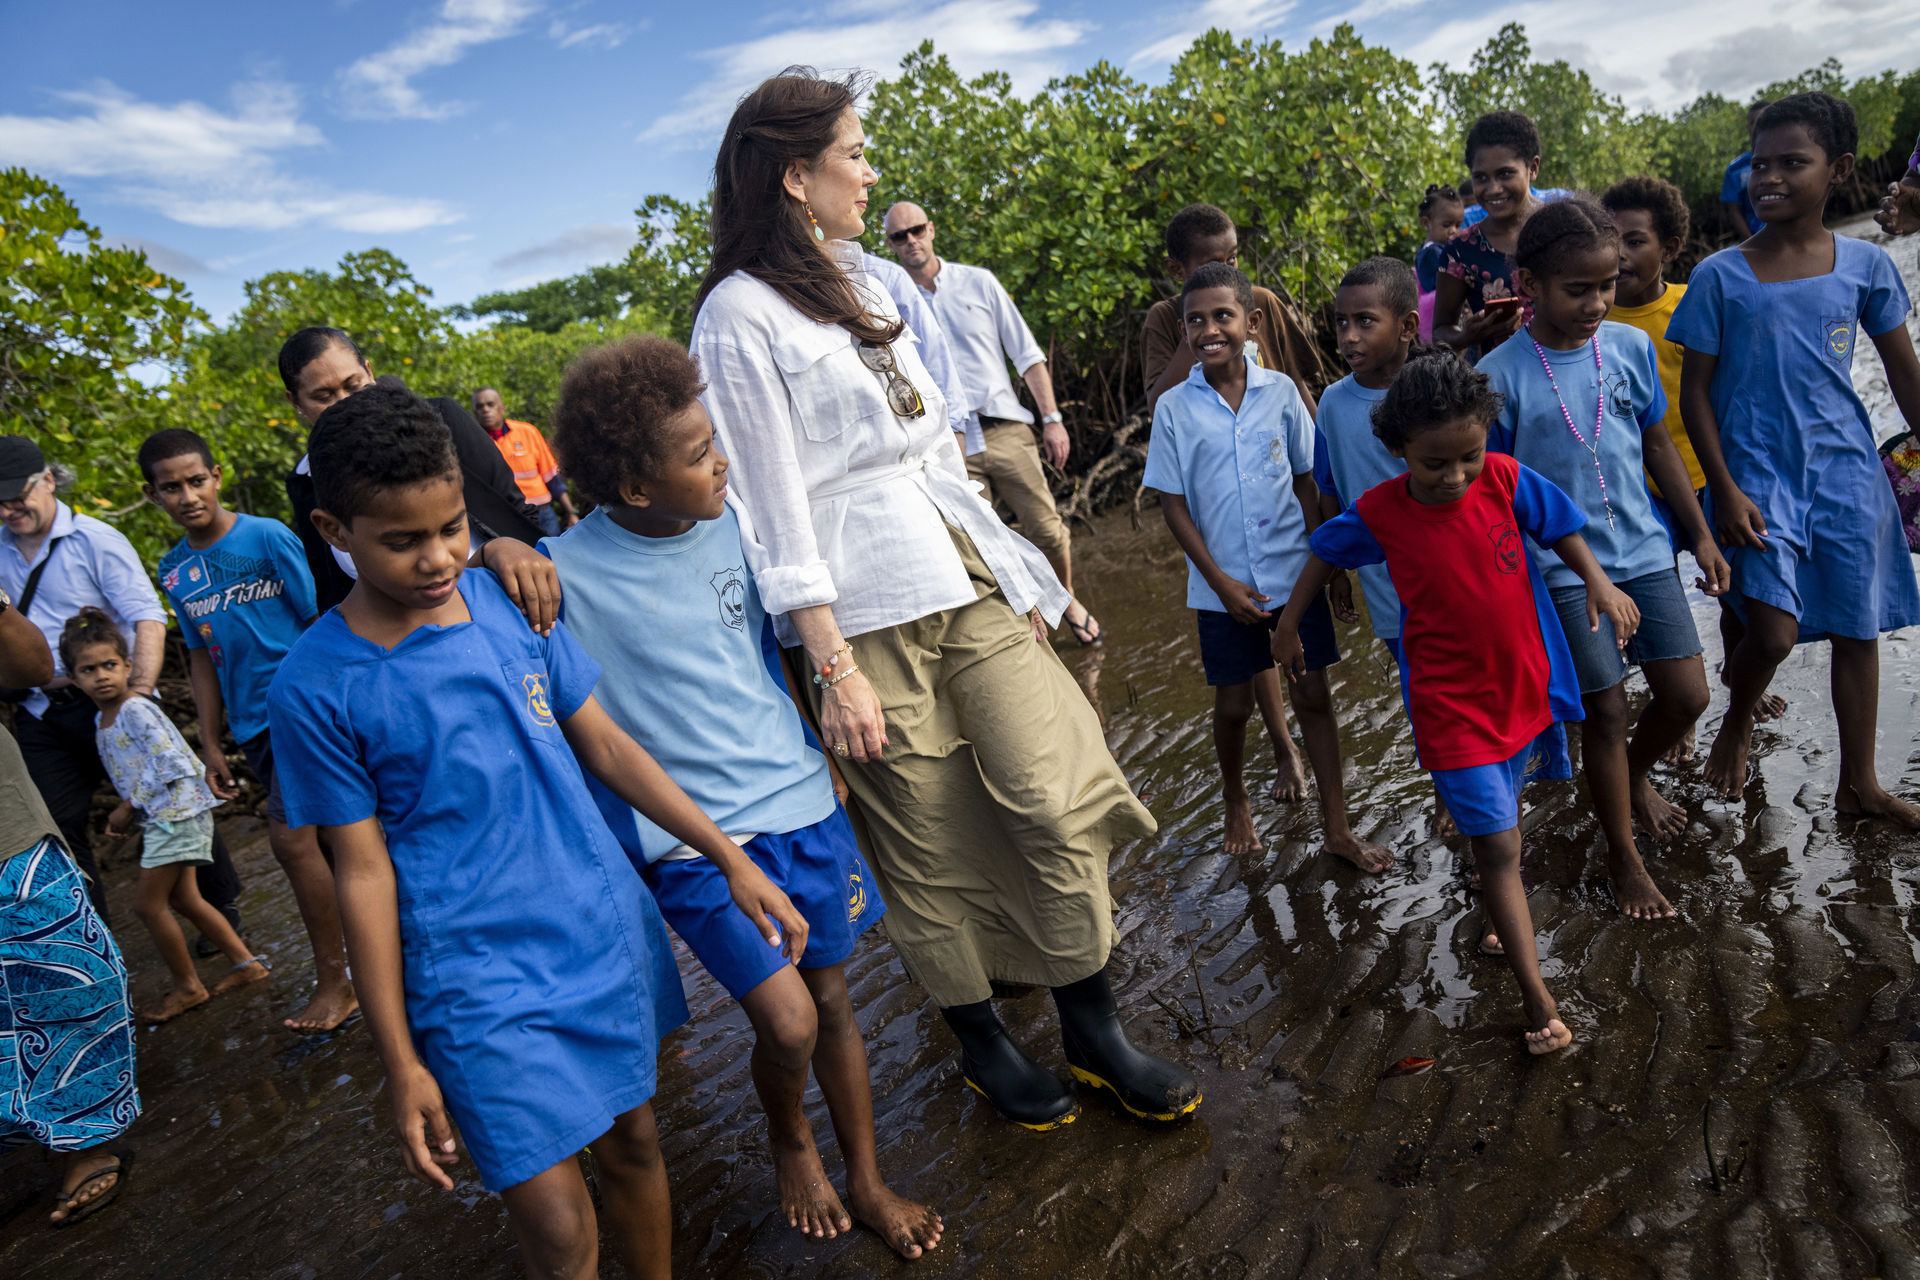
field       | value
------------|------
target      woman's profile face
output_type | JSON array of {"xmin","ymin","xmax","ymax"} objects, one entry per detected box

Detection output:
[{"xmin": 793, "ymin": 106, "xmax": 878, "ymax": 242}]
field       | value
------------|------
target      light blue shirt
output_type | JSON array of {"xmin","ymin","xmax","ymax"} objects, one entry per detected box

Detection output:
[
  {"xmin": 0, "ymin": 500, "xmax": 166, "ymax": 719},
  {"xmin": 1311, "ymin": 376, "xmax": 1404, "ymax": 640},
  {"xmin": 1481, "ymin": 320, "xmax": 1670, "ymax": 590},
  {"xmin": 864, "ymin": 253, "xmax": 980, "ymax": 455},
  {"xmin": 1143, "ymin": 354, "xmax": 1318, "ymax": 612},
  {"xmin": 541, "ymin": 506, "xmax": 835, "ymax": 864}
]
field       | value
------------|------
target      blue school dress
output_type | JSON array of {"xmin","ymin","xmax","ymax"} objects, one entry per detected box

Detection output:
[
  {"xmin": 1666, "ymin": 236, "xmax": 1920, "ymax": 641},
  {"xmin": 268, "ymin": 570, "xmax": 688, "ymax": 1192}
]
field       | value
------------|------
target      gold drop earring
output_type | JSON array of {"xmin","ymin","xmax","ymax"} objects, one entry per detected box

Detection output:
[{"xmin": 805, "ymin": 202, "xmax": 825, "ymax": 242}]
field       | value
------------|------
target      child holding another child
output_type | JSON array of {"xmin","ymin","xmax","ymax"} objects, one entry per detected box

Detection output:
[
  {"xmin": 1414, "ymin": 185, "xmax": 1465, "ymax": 343},
  {"xmin": 1144, "ymin": 262, "xmax": 1390, "ymax": 872},
  {"xmin": 1434, "ymin": 111, "xmax": 1549, "ymax": 362}
]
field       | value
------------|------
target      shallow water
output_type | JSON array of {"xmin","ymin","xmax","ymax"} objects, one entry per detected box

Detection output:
[{"xmin": 6, "ymin": 219, "xmax": 1920, "ymax": 1279}]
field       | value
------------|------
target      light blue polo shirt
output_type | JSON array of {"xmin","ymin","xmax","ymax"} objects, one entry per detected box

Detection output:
[
  {"xmin": 1143, "ymin": 353, "xmax": 1318, "ymax": 612},
  {"xmin": 1311, "ymin": 375, "xmax": 1405, "ymax": 641},
  {"xmin": 1481, "ymin": 320, "xmax": 1670, "ymax": 590}
]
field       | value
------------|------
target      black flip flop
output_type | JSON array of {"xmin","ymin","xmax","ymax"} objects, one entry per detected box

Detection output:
[
  {"xmin": 51, "ymin": 1149, "xmax": 132, "ymax": 1229},
  {"xmin": 1065, "ymin": 609, "xmax": 1103, "ymax": 647}
]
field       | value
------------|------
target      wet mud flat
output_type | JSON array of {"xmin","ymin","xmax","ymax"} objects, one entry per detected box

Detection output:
[{"xmin": 7, "ymin": 218, "xmax": 1920, "ymax": 1278}]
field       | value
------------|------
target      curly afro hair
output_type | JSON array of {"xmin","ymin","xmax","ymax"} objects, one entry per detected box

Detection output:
[
  {"xmin": 1600, "ymin": 176, "xmax": 1690, "ymax": 247},
  {"xmin": 1755, "ymin": 92, "xmax": 1858, "ymax": 162},
  {"xmin": 1164, "ymin": 203, "xmax": 1236, "ymax": 265},
  {"xmin": 1463, "ymin": 110, "xmax": 1542, "ymax": 170},
  {"xmin": 1371, "ymin": 349, "xmax": 1504, "ymax": 452},
  {"xmin": 308, "ymin": 385, "xmax": 457, "ymax": 523},
  {"xmin": 1514, "ymin": 196, "xmax": 1619, "ymax": 281},
  {"xmin": 550, "ymin": 336, "xmax": 708, "ymax": 510}
]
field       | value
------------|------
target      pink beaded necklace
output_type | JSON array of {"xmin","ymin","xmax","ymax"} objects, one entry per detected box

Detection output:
[{"xmin": 1528, "ymin": 331, "xmax": 1614, "ymax": 530}]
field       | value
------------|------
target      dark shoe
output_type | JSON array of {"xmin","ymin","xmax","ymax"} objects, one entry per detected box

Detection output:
[
  {"xmin": 942, "ymin": 1000, "xmax": 1078, "ymax": 1131},
  {"xmin": 1053, "ymin": 971, "xmax": 1201, "ymax": 1122}
]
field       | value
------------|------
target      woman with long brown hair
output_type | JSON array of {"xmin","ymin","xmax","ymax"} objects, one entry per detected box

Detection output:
[{"xmin": 689, "ymin": 69, "xmax": 1199, "ymax": 1146}]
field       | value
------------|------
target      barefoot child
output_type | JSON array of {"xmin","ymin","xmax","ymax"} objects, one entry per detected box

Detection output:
[
  {"xmin": 62, "ymin": 609, "xmax": 268, "ymax": 1022},
  {"xmin": 1314, "ymin": 257, "xmax": 1452, "ymax": 835},
  {"xmin": 1414, "ymin": 185, "xmax": 1465, "ymax": 342},
  {"xmin": 267, "ymin": 386, "xmax": 809, "ymax": 1279},
  {"xmin": 1479, "ymin": 199, "xmax": 1731, "ymax": 919},
  {"xmin": 1144, "ymin": 262, "xmax": 1392, "ymax": 871},
  {"xmin": 541, "ymin": 337, "xmax": 943, "ymax": 1260},
  {"xmin": 1273, "ymin": 351, "xmax": 1639, "ymax": 1052},
  {"xmin": 137, "ymin": 428, "xmax": 358, "ymax": 1034},
  {"xmin": 1668, "ymin": 92, "xmax": 1920, "ymax": 823}
]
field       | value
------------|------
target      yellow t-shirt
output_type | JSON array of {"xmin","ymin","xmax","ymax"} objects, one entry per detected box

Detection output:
[{"xmin": 1608, "ymin": 283, "xmax": 1703, "ymax": 494}]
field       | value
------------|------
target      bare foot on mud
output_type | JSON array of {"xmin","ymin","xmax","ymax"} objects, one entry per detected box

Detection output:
[
  {"xmin": 284, "ymin": 981, "xmax": 359, "ymax": 1033},
  {"xmin": 1632, "ymin": 778, "xmax": 1690, "ymax": 842},
  {"xmin": 1431, "ymin": 804, "xmax": 1457, "ymax": 840},
  {"xmin": 1607, "ymin": 851, "xmax": 1676, "ymax": 919},
  {"xmin": 1326, "ymin": 831, "xmax": 1393, "ymax": 874},
  {"xmin": 139, "ymin": 985, "xmax": 209, "ymax": 1024},
  {"xmin": 1836, "ymin": 782, "xmax": 1920, "ymax": 830},
  {"xmin": 1703, "ymin": 721, "xmax": 1752, "ymax": 800},
  {"xmin": 777, "ymin": 1139, "xmax": 849, "ymax": 1240},
  {"xmin": 1478, "ymin": 929, "xmax": 1504, "ymax": 956},
  {"xmin": 49, "ymin": 1149, "xmax": 124, "ymax": 1226},
  {"xmin": 1526, "ymin": 1017, "xmax": 1573, "ymax": 1055},
  {"xmin": 848, "ymin": 1181, "xmax": 943, "ymax": 1260},
  {"xmin": 1269, "ymin": 752, "xmax": 1309, "ymax": 804},
  {"xmin": 1223, "ymin": 791, "xmax": 1263, "ymax": 855},
  {"xmin": 1663, "ymin": 726, "xmax": 1696, "ymax": 767},
  {"xmin": 212, "ymin": 957, "xmax": 271, "ymax": 995}
]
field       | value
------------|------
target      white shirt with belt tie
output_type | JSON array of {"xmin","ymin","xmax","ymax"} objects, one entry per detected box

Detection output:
[{"xmin": 690, "ymin": 242, "xmax": 1068, "ymax": 648}]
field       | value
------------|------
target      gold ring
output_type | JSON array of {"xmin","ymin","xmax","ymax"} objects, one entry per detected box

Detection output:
[{"xmin": 834, "ymin": 743, "xmax": 850, "ymax": 757}]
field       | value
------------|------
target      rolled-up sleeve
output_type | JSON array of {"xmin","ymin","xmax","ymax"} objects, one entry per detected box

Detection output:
[
  {"xmin": 992, "ymin": 275, "xmax": 1046, "ymax": 373},
  {"xmin": 692, "ymin": 334, "xmax": 839, "ymax": 616}
]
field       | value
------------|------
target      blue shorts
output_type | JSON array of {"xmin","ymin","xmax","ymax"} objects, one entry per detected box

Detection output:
[
  {"xmin": 1548, "ymin": 568, "xmax": 1702, "ymax": 695},
  {"xmin": 1430, "ymin": 724, "xmax": 1573, "ymax": 837},
  {"xmin": 1197, "ymin": 590, "xmax": 1339, "ymax": 687},
  {"xmin": 641, "ymin": 808, "xmax": 884, "ymax": 999}
]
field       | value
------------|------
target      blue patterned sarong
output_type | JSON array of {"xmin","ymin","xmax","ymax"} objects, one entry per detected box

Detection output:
[{"xmin": 0, "ymin": 839, "xmax": 140, "ymax": 1151}]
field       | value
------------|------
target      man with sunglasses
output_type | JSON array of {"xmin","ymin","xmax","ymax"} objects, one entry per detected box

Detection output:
[
  {"xmin": 884, "ymin": 202, "xmax": 1102, "ymax": 646},
  {"xmin": 0, "ymin": 436, "xmax": 243, "ymax": 928}
]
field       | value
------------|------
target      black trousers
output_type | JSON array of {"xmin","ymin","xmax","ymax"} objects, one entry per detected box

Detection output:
[{"xmin": 16, "ymin": 689, "xmax": 242, "ymax": 926}]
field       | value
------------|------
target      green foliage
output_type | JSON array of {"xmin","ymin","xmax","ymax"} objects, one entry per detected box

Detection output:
[
  {"xmin": 457, "ymin": 263, "xmax": 640, "ymax": 332},
  {"xmin": 625, "ymin": 194, "xmax": 709, "ymax": 342}
]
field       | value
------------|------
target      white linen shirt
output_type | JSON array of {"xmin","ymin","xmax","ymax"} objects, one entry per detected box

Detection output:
[
  {"xmin": 863, "ymin": 253, "xmax": 982, "ymax": 456},
  {"xmin": 1141, "ymin": 355, "xmax": 1318, "ymax": 613},
  {"xmin": 0, "ymin": 500, "xmax": 167, "ymax": 717},
  {"xmin": 691, "ymin": 242, "xmax": 1068, "ymax": 646},
  {"xmin": 918, "ymin": 259, "xmax": 1047, "ymax": 429}
]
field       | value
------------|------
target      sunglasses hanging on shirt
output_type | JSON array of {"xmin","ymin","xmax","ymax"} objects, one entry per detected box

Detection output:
[{"xmin": 857, "ymin": 342, "xmax": 926, "ymax": 420}]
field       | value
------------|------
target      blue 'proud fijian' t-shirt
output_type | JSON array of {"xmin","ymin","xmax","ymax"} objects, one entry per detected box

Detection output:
[{"xmin": 158, "ymin": 513, "xmax": 317, "ymax": 743}]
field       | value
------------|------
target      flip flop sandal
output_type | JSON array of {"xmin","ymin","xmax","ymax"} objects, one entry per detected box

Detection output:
[
  {"xmin": 51, "ymin": 1150, "xmax": 133, "ymax": 1230},
  {"xmin": 1066, "ymin": 610, "xmax": 1103, "ymax": 647}
]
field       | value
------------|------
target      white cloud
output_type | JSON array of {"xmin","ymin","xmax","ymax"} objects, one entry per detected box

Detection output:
[
  {"xmin": 109, "ymin": 236, "xmax": 210, "ymax": 278},
  {"xmin": 641, "ymin": 0, "xmax": 1088, "ymax": 145},
  {"xmin": 1129, "ymin": 0, "xmax": 1296, "ymax": 69},
  {"xmin": 338, "ymin": 0, "xmax": 540, "ymax": 120},
  {"xmin": 0, "ymin": 81, "xmax": 460, "ymax": 234},
  {"xmin": 491, "ymin": 221, "xmax": 634, "ymax": 271},
  {"xmin": 549, "ymin": 18, "xmax": 634, "ymax": 50}
]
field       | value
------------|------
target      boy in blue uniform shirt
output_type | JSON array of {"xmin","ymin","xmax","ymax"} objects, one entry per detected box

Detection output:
[
  {"xmin": 541, "ymin": 336, "xmax": 943, "ymax": 1261},
  {"xmin": 139, "ymin": 428, "xmax": 357, "ymax": 1034},
  {"xmin": 267, "ymin": 386, "xmax": 808, "ymax": 1279},
  {"xmin": 1143, "ymin": 262, "xmax": 1390, "ymax": 873}
]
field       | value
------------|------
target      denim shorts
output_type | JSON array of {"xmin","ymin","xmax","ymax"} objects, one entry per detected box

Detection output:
[
  {"xmin": 1549, "ymin": 567, "xmax": 1702, "ymax": 694},
  {"xmin": 1196, "ymin": 590, "xmax": 1339, "ymax": 687},
  {"xmin": 141, "ymin": 811, "xmax": 214, "ymax": 870}
]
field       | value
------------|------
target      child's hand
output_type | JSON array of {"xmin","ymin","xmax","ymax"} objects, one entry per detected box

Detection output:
[
  {"xmin": 1328, "ymin": 571, "xmax": 1359, "ymax": 624},
  {"xmin": 1709, "ymin": 484, "xmax": 1768, "ymax": 549},
  {"xmin": 104, "ymin": 802, "xmax": 136, "ymax": 841},
  {"xmin": 1691, "ymin": 539, "xmax": 1733, "ymax": 597},
  {"xmin": 1211, "ymin": 575, "xmax": 1272, "ymax": 625},
  {"xmin": 1270, "ymin": 622, "xmax": 1306, "ymax": 681},
  {"xmin": 1587, "ymin": 583, "xmax": 1641, "ymax": 648},
  {"xmin": 388, "ymin": 1057, "xmax": 460, "ymax": 1189},
  {"xmin": 1877, "ymin": 180, "xmax": 1920, "ymax": 237},
  {"xmin": 727, "ymin": 865, "xmax": 811, "ymax": 966},
  {"xmin": 202, "ymin": 747, "xmax": 239, "ymax": 801},
  {"xmin": 482, "ymin": 539, "xmax": 561, "ymax": 636}
]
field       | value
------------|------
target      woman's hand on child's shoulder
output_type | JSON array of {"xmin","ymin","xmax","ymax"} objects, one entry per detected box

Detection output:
[
  {"xmin": 726, "ymin": 865, "xmax": 811, "ymax": 966},
  {"xmin": 1691, "ymin": 539, "xmax": 1733, "ymax": 598},
  {"xmin": 480, "ymin": 539, "xmax": 561, "ymax": 636},
  {"xmin": 1586, "ymin": 583, "xmax": 1641, "ymax": 648},
  {"xmin": 388, "ymin": 1057, "xmax": 461, "ymax": 1190}
]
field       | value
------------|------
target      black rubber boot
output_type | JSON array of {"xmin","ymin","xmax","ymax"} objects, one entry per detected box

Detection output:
[
  {"xmin": 942, "ymin": 1000, "xmax": 1079, "ymax": 1130},
  {"xmin": 1053, "ymin": 971, "xmax": 1202, "ymax": 1122}
]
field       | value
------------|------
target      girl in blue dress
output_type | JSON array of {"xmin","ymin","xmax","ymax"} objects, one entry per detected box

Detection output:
[{"xmin": 1668, "ymin": 92, "xmax": 1920, "ymax": 824}]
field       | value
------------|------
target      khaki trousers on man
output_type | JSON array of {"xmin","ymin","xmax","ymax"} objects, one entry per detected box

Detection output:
[
  {"xmin": 803, "ymin": 528, "xmax": 1154, "ymax": 1008},
  {"xmin": 965, "ymin": 418, "xmax": 1071, "ymax": 567}
]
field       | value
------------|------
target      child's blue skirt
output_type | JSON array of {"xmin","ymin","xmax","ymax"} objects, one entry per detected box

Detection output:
[
  {"xmin": 1429, "ymin": 724, "xmax": 1572, "ymax": 838},
  {"xmin": 642, "ymin": 807, "xmax": 884, "ymax": 999}
]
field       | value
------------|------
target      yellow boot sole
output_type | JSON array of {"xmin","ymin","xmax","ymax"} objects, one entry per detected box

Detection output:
[
  {"xmin": 963, "ymin": 1076, "xmax": 1080, "ymax": 1131},
  {"xmin": 1068, "ymin": 1064, "xmax": 1202, "ymax": 1122}
]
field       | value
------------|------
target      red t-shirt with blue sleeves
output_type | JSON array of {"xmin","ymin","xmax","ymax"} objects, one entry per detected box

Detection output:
[{"xmin": 1309, "ymin": 452, "xmax": 1587, "ymax": 770}]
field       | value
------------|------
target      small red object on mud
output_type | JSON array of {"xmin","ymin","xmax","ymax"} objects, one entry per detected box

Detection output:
[{"xmin": 1381, "ymin": 1056, "xmax": 1435, "ymax": 1079}]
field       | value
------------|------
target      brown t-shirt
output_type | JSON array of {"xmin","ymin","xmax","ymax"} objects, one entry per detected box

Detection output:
[
  {"xmin": 1142, "ymin": 284, "xmax": 1320, "ymax": 414},
  {"xmin": 1, "ymin": 727, "xmax": 63, "ymax": 865}
]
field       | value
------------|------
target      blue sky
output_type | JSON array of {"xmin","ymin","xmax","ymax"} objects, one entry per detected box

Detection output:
[{"xmin": 4, "ymin": 0, "xmax": 1917, "ymax": 324}]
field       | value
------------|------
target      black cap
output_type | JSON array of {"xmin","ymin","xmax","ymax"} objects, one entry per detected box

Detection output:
[{"xmin": 0, "ymin": 436, "xmax": 47, "ymax": 502}]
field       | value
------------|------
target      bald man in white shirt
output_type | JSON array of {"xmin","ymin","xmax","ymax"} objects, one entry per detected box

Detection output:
[{"xmin": 884, "ymin": 202, "xmax": 1101, "ymax": 647}]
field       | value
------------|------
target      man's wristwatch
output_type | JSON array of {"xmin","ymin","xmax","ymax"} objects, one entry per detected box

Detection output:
[
  {"xmin": 1040, "ymin": 412, "xmax": 1063, "ymax": 426},
  {"xmin": 0, "ymin": 584, "xmax": 10, "ymax": 616}
]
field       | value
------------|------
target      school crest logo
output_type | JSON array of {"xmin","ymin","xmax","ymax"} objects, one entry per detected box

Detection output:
[
  {"xmin": 848, "ymin": 870, "xmax": 867, "ymax": 923},
  {"xmin": 1267, "ymin": 436, "xmax": 1288, "ymax": 469},
  {"xmin": 1604, "ymin": 373, "xmax": 1633, "ymax": 420},
  {"xmin": 522, "ymin": 673, "xmax": 555, "ymax": 726},
  {"xmin": 711, "ymin": 566, "xmax": 746, "ymax": 631},
  {"xmin": 1488, "ymin": 520, "xmax": 1522, "ymax": 574},
  {"xmin": 1824, "ymin": 317, "xmax": 1853, "ymax": 362}
]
